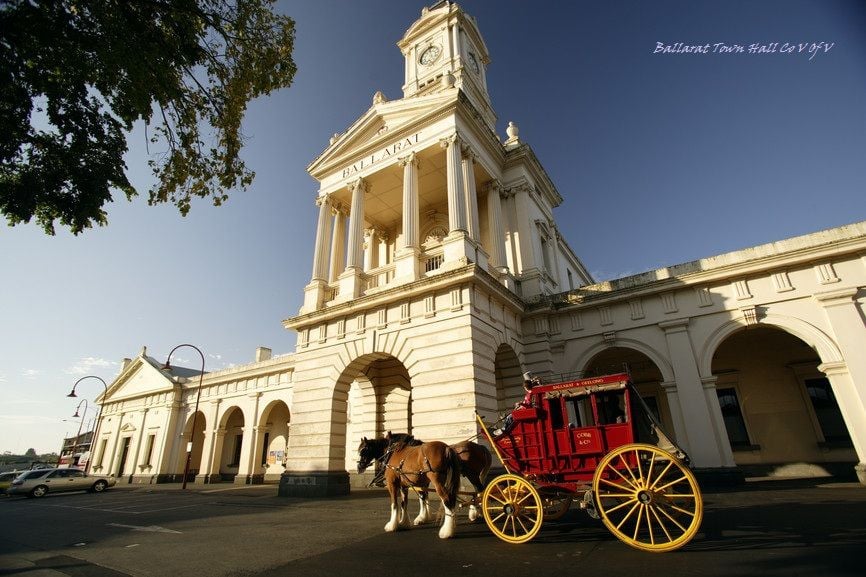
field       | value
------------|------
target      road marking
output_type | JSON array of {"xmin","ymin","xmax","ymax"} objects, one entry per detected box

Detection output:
[{"xmin": 107, "ymin": 523, "xmax": 181, "ymax": 534}]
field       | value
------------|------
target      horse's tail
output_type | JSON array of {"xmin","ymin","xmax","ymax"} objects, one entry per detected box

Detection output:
[{"xmin": 444, "ymin": 445, "xmax": 462, "ymax": 509}]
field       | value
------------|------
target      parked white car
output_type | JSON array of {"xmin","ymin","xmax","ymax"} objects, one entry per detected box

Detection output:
[{"xmin": 7, "ymin": 468, "xmax": 116, "ymax": 498}]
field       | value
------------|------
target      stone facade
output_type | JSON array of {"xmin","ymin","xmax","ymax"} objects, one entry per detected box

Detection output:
[{"xmin": 92, "ymin": 3, "xmax": 866, "ymax": 491}]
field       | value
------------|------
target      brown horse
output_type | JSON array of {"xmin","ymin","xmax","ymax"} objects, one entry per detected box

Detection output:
[
  {"xmin": 449, "ymin": 439, "xmax": 493, "ymax": 521},
  {"xmin": 357, "ymin": 435, "xmax": 461, "ymax": 538},
  {"xmin": 358, "ymin": 432, "xmax": 492, "ymax": 522}
]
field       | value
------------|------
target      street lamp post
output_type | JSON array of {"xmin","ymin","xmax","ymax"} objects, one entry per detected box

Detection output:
[
  {"xmin": 162, "ymin": 344, "xmax": 205, "ymax": 490},
  {"xmin": 67, "ymin": 375, "xmax": 108, "ymax": 475},
  {"xmin": 69, "ymin": 399, "xmax": 90, "ymax": 466}
]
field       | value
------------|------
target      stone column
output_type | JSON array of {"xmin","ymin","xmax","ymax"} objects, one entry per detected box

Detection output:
[
  {"xmin": 440, "ymin": 134, "xmax": 467, "ymax": 234},
  {"xmin": 815, "ymin": 287, "xmax": 866, "ymax": 483},
  {"xmin": 484, "ymin": 180, "xmax": 507, "ymax": 271},
  {"xmin": 461, "ymin": 146, "xmax": 480, "ymax": 241},
  {"xmin": 328, "ymin": 204, "xmax": 346, "ymax": 282},
  {"xmin": 363, "ymin": 228, "xmax": 374, "ymax": 271},
  {"xmin": 197, "ymin": 399, "xmax": 222, "ymax": 484},
  {"xmin": 310, "ymin": 194, "xmax": 333, "ymax": 282},
  {"xmin": 395, "ymin": 153, "xmax": 421, "ymax": 282},
  {"xmin": 659, "ymin": 318, "xmax": 730, "ymax": 468},
  {"xmin": 400, "ymin": 152, "xmax": 420, "ymax": 250},
  {"xmin": 236, "ymin": 392, "xmax": 262, "ymax": 484},
  {"xmin": 338, "ymin": 178, "xmax": 368, "ymax": 300},
  {"xmin": 345, "ymin": 178, "xmax": 367, "ymax": 271}
]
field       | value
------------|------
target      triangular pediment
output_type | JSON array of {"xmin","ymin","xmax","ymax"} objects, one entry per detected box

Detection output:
[
  {"xmin": 104, "ymin": 354, "xmax": 181, "ymax": 402},
  {"xmin": 308, "ymin": 91, "xmax": 458, "ymax": 179},
  {"xmin": 120, "ymin": 422, "xmax": 137, "ymax": 433}
]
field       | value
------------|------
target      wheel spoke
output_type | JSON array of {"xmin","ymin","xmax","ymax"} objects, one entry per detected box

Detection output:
[
  {"xmin": 649, "ymin": 504, "xmax": 674, "ymax": 541},
  {"xmin": 632, "ymin": 504, "xmax": 645, "ymax": 541},
  {"xmin": 656, "ymin": 504, "xmax": 689, "ymax": 533},
  {"xmin": 614, "ymin": 501, "xmax": 640, "ymax": 531},
  {"xmin": 647, "ymin": 460, "xmax": 675, "ymax": 491},
  {"xmin": 654, "ymin": 474, "xmax": 690, "ymax": 493},
  {"xmin": 617, "ymin": 452, "xmax": 640, "ymax": 487}
]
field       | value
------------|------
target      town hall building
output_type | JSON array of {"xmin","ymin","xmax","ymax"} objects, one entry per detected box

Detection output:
[{"xmin": 87, "ymin": 2, "xmax": 866, "ymax": 494}]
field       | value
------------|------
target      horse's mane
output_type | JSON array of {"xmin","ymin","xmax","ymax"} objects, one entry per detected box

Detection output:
[{"xmin": 386, "ymin": 432, "xmax": 423, "ymax": 452}]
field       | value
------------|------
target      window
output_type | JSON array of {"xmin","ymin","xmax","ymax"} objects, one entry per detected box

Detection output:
[
  {"xmin": 230, "ymin": 434, "xmax": 243, "ymax": 467},
  {"xmin": 260, "ymin": 432, "xmax": 270, "ymax": 466},
  {"xmin": 143, "ymin": 434, "xmax": 156, "ymax": 466},
  {"xmin": 96, "ymin": 439, "xmax": 108, "ymax": 468},
  {"xmin": 804, "ymin": 377, "xmax": 852, "ymax": 445},
  {"xmin": 716, "ymin": 388, "xmax": 752, "ymax": 448}
]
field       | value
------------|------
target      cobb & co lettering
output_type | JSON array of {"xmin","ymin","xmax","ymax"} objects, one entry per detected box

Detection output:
[{"xmin": 341, "ymin": 132, "xmax": 421, "ymax": 179}]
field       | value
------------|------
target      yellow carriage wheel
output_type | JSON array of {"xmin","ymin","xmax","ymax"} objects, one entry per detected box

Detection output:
[
  {"xmin": 593, "ymin": 443, "xmax": 703, "ymax": 553},
  {"xmin": 542, "ymin": 495, "xmax": 573, "ymax": 521},
  {"xmin": 481, "ymin": 474, "xmax": 544, "ymax": 544}
]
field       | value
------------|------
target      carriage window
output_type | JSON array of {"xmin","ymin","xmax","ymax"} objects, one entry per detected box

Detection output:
[
  {"xmin": 596, "ymin": 391, "xmax": 627, "ymax": 425},
  {"xmin": 548, "ymin": 397, "xmax": 565, "ymax": 429},
  {"xmin": 566, "ymin": 397, "xmax": 595, "ymax": 427}
]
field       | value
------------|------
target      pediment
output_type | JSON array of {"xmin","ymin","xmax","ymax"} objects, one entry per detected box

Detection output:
[
  {"xmin": 120, "ymin": 422, "xmax": 137, "ymax": 433},
  {"xmin": 105, "ymin": 356, "xmax": 176, "ymax": 402},
  {"xmin": 308, "ymin": 92, "xmax": 457, "ymax": 179}
]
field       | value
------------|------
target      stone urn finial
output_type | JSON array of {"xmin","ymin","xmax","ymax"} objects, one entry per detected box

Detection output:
[
  {"xmin": 442, "ymin": 70, "xmax": 456, "ymax": 89},
  {"xmin": 506, "ymin": 121, "xmax": 519, "ymax": 141}
]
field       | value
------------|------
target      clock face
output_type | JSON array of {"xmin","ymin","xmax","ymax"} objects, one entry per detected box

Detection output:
[
  {"xmin": 467, "ymin": 52, "xmax": 480, "ymax": 74},
  {"xmin": 419, "ymin": 45, "xmax": 441, "ymax": 66}
]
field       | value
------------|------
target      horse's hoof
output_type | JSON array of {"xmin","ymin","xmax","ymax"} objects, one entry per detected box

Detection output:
[{"xmin": 384, "ymin": 523, "xmax": 397, "ymax": 532}]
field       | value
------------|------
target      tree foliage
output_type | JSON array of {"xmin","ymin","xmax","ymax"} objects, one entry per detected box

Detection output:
[{"xmin": 0, "ymin": 0, "xmax": 296, "ymax": 234}]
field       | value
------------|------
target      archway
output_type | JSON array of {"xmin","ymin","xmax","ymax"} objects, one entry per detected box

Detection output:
[
  {"xmin": 216, "ymin": 406, "xmax": 245, "ymax": 482},
  {"xmin": 177, "ymin": 411, "xmax": 206, "ymax": 482},
  {"xmin": 583, "ymin": 347, "xmax": 675, "ymax": 436},
  {"xmin": 337, "ymin": 354, "xmax": 412, "ymax": 476},
  {"xmin": 493, "ymin": 343, "xmax": 523, "ymax": 417},
  {"xmin": 711, "ymin": 325, "xmax": 855, "ymax": 476},
  {"xmin": 258, "ymin": 401, "xmax": 290, "ymax": 483}
]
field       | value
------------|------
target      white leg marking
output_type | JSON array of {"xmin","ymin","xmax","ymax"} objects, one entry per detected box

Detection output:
[
  {"xmin": 468, "ymin": 503, "xmax": 479, "ymax": 522},
  {"xmin": 384, "ymin": 502, "xmax": 399, "ymax": 532},
  {"xmin": 413, "ymin": 496, "xmax": 431, "ymax": 525},
  {"xmin": 438, "ymin": 505, "xmax": 456, "ymax": 539}
]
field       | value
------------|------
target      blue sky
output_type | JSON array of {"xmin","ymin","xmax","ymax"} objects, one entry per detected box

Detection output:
[{"xmin": 2, "ymin": 0, "xmax": 864, "ymax": 454}]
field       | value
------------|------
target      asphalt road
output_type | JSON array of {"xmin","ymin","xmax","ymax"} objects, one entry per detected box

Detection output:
[{"xmin": 1, "ymin": 477, "xmax": 864, "ymax": 577}]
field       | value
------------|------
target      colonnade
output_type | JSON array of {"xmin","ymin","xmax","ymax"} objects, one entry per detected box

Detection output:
[{"xmin": 304, "ymin": 133, "xmax": 513, "ymax": 310}]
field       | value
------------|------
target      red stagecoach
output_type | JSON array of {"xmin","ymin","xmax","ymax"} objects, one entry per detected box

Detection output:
[{"xmin": 476, "ymin": 372, "xmax": 703, "ymax": 552}]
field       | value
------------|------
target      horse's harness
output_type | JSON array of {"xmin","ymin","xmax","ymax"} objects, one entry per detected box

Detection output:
[{"xmin": 368, "ymin": 440, "xmax": 443, "ymax": 490}]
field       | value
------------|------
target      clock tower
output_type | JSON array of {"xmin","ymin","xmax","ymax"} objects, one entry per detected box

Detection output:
[{"xmin": 398, "ymin": 1, "xmax": 496, "ymax": 129}]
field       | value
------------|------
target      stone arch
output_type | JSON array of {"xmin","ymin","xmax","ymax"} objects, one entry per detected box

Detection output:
[
  {"xmin": 215, "ymin": 406, "xmax": 245, "ymax": 481},
  {"xmin": 334, "ymin": 353, "xmax": 412, "ymax": 477},
  {"xmin": 493, "ymin": 343, "xmax": 523, "ymax": 416},
  {"xmin": 574, "ymin": 338, "xmax": 675, "ymax": 383},
  {"xmin": 708, "ymin": 322, "xmax": 855, "ymax": 474},
  {"xmin": 257, "ymin": 400, "xmax": 290, "ymax": 482},
  {"xmin": 581, "ymin": 344, "xmax": 675, "ymax": 436},
  {"xmin": 698, "ymin": 314, "xmax": 844, "ymax": 378}
]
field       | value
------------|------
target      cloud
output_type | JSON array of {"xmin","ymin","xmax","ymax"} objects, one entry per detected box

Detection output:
[
  {"xmin": 64, "ymin": 357, "xmax": 117, "ymax": 377},
  {"xmin": 22, "ymin": 369, "xmax": 41, "ymax": 380}
]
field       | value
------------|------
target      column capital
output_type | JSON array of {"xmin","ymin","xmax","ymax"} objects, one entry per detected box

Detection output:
[
  {"xmin": 814, "ymin": 287, "xmax": 858, "ymax": 307},
  {"xmin": 659, "ymin": 318, "xmax": 691, "ymax": 333},
  {"xmin": 398, "ymin": 151, "xmax": 419, "ymax": 168},
  {"xmin": 482, "ymin": 179, "xmax": 502, "ymax": 195},
  {"xmin": 347, "ymin": 177, "xmax": 368, "ymax": 194},
  {"xmin": 315, "ymin": 192, "xmax": 332, "ymax": 208},
  {"xmin": 330, "ymin": 202, "xmax": 345, "ymax": 217},
  {"xmin": 818, "ymin": 360, "xmax": 849, "ymax": 377},
  {"xmin": 460, "ymin": 143, "xmax": 476, "ymax": 161},
  {"xmin": 439, "ymin": 132, "xmax": 461, "ymax": 149}
]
